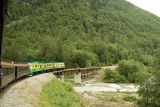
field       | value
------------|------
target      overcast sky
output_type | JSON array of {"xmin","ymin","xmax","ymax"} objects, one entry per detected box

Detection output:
[{"xmin": 126, "ymin": 0, "xmax": 160, "ymax": 17}]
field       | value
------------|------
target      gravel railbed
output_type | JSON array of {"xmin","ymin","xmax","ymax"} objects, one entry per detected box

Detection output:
[{"xmin": 0, "ymin": 73, "xmax": 54, "ymax": 107}]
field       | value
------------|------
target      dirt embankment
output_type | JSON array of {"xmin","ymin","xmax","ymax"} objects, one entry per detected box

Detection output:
[
  {"xmin": 0, "ymin": 73, "xmax": 55, "ymax": 107},
  {"xmin": 74, "ymin": 81, "xmax": 139, "ymax": 107}
]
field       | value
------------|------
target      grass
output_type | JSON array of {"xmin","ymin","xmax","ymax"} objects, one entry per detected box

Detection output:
[
  {"xmin": 95, "ymin": 69, "xmax": 105, "ymax": 82},
  {"xmin": 40, "ymin": 79, "xmax": 84, "ymax": 107},
  {"xmin": 64, "ymin": 75, "xmax": 74, "ymax": 83},
  {"xmin": 102, "ymin": 92, "xmax": 138, "ymax": 102},
  {"xmin": 81, "ymin": 92, "xmax": 139, "ymax": 107}
]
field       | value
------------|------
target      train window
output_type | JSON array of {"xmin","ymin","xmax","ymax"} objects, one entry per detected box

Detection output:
[
  {"xmin": 18, "ymin": 67, "xmax": 28, "ymax": 72},
  {"xmin": 2, "ymin": 66, "xmax": 15, "ymax": 76}
]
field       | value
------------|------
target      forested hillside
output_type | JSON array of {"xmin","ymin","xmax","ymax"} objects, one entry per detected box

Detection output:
[{"xmin": 3, "ymin": 0, "xmax": 160, "ymax": 69}]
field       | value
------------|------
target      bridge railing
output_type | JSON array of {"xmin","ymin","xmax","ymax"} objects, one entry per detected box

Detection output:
[{"xmin": 53, "ymin": 67, "xmax": 101, "ymax": 75}]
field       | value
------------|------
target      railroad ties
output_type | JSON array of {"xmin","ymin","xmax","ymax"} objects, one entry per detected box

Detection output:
[{"xmin": 53, "ymin": 67, "xmax": 102, "ymax": 84}]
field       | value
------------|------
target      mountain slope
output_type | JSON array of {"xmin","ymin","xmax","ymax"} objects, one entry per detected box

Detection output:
[{"xmin": 3, "ymin": 0, "xmax": 160, "ymax": 68}]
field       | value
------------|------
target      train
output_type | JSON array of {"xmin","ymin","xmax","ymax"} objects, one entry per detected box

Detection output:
[{"xmin": 0, "ymin": 61, "xmax": 65, "ymax": 89}]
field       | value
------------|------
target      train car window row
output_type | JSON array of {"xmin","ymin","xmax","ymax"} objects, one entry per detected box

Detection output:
[
  {"xmin": 31, "ymin": 64, "xmax": 54, "ymax": 69},
  {"xmin": 17, "ymin": 67, "xmax": 29, "ymax": 72}
]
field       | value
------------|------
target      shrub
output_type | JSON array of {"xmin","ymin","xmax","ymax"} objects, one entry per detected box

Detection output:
[
  {"xmin": 40, "ymin": 79, "xmax": 84, "ymax": 107},
  {"xmin": 118, "ymin": 60, "xmax": 151, "ymax": 83},
  {"xmin": 103, "ymin": 69, "xmax": 127, "ymax": 83},
  {"xmin": 123, "ymin": 94, "xmax": 138, "ymax": 102},
  {"xmin": 138, "ymin": 71, "xmax": 160, "ymax": 107}
]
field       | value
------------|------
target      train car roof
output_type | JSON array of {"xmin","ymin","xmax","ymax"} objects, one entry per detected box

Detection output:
[
  {"xmin": 14, "ymin": 63, "xmax": 29, "ymax": 67},
  {"xmin": 28, "ymin": 61, "xmax": 51, "ymax": 64},
  {"xmin": 1, "ymin": 61, "xmax": 29, "ymax": 67},
  {"xmin": 1, "ymin": 61, "xmax": 14, "ymax": 66}
]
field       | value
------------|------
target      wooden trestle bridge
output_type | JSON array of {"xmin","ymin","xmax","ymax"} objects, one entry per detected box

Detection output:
[{"xmin": 53, "ymin": 67, "xmax": 102, "ymax": 84}]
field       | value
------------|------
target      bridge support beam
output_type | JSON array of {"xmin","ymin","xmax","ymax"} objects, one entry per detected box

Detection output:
[
  {"xmin": 74, "ymin": 72, "xmax": 81, "ymax": 84},
  {"xmin": 60, "ymin": 75, "xmax": 64, "ymax": 82}
]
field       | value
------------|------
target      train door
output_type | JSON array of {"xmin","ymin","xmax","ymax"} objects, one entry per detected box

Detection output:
[{"xmin": 15, "ymin": 66, "xmax": 17, "ymax": 80}]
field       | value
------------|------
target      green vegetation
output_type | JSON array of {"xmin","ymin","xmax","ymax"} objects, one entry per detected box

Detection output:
[
  {"xmin": 83, "ymin": 92, "xmax": 138, "ymax": 107},
  {"xmin": 102, "ymin": 93, "xmax": 138, "ymax": 103},
  {"xmin": 104, "ymin": 69, "xmax": 127, "ymax": 83},
  {"xmin": 138, "ymin": 50, "xmax": 160, "ymax": 107},
  {"xmin": 40, "ymin": 79, "xmax": 84, "ymax": 107},
  {"xmin": 104, "ymin": 59, "xmax": 152, "ymax": 83},
  {"xmin": 3, "ymin": 0, "xmax": 160, "ymax": 69},
  {"xmin": 123, "ymin": 94, "xmax": 138, "ymax": 102}
]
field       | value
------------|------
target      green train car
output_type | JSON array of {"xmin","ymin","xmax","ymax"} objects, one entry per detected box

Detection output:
[
  {"xmin": 28, "ymin": 62, "xmax": 65, "ymax": 76},
  {"xmin": 0, "ymin": 61, "xmax": 65, "ymax": 89}
]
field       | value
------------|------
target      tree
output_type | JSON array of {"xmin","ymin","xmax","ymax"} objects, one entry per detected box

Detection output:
[
  {"xmin": 103, "ymin": 69, "xmax": 127, "ymax": 83},
  {"xmin": 138, "ymin": 49, "xmax": 160, "ymax": 107},
  {"xmin": 72, "ymin": 50, "xmax": 99, "ymax": 68},
  {"xmin": 118, "ymin": 60, "xmax": 151, "ymax": 83}
]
